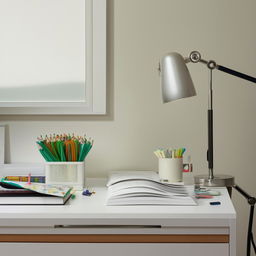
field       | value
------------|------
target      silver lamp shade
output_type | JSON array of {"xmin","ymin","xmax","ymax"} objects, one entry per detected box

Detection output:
[{"xmin": 160, "ymin": 52, "xmax": 196, "ymax": 103}]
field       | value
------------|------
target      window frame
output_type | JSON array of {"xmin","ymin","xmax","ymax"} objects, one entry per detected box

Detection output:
[{"xmin": 0, "ymin": 0, "xmax": 106, "ymax": 115}]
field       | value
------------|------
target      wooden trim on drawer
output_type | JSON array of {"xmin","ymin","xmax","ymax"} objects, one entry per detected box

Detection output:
[{"xmin": 0, "ymin": 234, "xmax": 229, "ymax": 243}]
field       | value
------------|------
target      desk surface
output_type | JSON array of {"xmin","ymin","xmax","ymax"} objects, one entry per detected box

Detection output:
[{"xmin": 0, "ymin": 178, "xmax": 236, "ymax": 227}]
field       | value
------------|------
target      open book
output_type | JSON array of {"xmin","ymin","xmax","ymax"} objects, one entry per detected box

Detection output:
[{"xmin": 106, "ymin": 171, "xmax": 197, "ymax": 206}]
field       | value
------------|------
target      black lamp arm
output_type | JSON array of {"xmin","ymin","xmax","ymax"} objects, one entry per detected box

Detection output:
[
  {"xmin": 188, "ymin": 51, "xmax": 256, "ymax": 84},
  {"xmin": 233, "ymin": 184, "xmax": 256, "ymax": 256},
  {"xmin": 217, "ymin": 65, "xmax": 256, "ymax": 84}
]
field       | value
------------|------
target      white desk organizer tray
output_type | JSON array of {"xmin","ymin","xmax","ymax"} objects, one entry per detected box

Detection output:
[{"xmin": 45, "ymin": 162, "xmax": 85, "ymax": 190}]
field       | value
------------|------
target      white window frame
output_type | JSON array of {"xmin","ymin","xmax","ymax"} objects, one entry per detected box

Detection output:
[{"xmin": 0, "ymin": 0, "xmax": 106, "ymax": 115}]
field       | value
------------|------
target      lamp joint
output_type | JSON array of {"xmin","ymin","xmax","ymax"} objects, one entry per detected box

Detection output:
[
  {"xmin": 207, "ymin": 60, "xmax": 217, "ymax": 70},
  {"xmin": 189, "ymin": 51, "xmax": 201, "ymax": 63},
  {"xmin": 248, "ymin": 197, "xmax": 256, "ymax": 206}
]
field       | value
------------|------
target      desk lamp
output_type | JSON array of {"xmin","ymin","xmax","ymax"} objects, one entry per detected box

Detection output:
[
  {"xmin": 159, "ymin": 51, "xmax": 256, "ymax": 188},
  {"xmin": 159, "ymin": 52, "xmax": 256, "ymax": 255}
]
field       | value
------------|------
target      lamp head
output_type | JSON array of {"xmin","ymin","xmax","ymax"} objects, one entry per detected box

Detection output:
[{"xmin": 159, "ymin": 52, "xmax": 196, "ymax": 103}]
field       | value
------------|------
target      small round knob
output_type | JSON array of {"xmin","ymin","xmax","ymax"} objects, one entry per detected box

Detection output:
[{"xmin": 189, "ymin": 51, "xmax": 201, "ymax": 63}]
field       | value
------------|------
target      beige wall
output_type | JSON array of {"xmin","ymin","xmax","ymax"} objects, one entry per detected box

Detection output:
[{"xmin": 0, "ymin": 0, "xmax": 256, "ymax": 254}]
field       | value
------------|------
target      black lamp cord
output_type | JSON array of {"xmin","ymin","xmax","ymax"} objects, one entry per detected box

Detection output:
[{"xmin": 233, "ymin": 184, "xmax": 256, "ymax": 256}]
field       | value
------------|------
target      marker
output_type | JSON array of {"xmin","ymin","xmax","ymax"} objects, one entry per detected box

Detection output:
[
  {"xmin": 168, "ymin": 148, "xmax": 172, "ymax": 158},
  {"xmin": 196, "ymin": 195, "xmax": 213, "ymax": 199}
]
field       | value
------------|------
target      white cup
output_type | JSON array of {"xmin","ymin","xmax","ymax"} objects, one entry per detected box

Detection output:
[{"xmin": 158, "ymin": 158, "xmax": 183, "ymax": 182}]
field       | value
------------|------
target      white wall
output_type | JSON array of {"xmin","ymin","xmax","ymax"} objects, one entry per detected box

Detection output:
[{"xmin": 0, "ymin": 0, "xmax": 255, "ymax": 255}]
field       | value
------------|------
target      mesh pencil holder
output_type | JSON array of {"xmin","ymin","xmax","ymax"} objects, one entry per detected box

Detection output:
[{"xmin": 45, "ymin": 162, "xmax": 85, "ymax": 190}]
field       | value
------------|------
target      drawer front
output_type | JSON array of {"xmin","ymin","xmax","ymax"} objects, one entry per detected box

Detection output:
[{"xmin": 0, "ymin": 243, "xmax": 229, "ymax": 256}]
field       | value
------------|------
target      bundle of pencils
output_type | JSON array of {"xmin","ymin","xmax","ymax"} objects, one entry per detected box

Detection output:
[
  {"xmin": 36, "ymin": 134, "xmax": 93, "ymax": 162},
  {"xmin": 154, "ymin": 148, "xmax": 186, "ymax": 158}
]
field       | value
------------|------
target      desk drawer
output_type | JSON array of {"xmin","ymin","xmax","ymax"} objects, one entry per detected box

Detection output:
[{"xmin": 0, "ymin": 243, "xmax": 229, "ymax": 256}]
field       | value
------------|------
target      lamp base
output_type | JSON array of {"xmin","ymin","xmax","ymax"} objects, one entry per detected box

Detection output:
[{"xmin": 194, "ymin": 174, "xmax": 235, "ymax": 187}]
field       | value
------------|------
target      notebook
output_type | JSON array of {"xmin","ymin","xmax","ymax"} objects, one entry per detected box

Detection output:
[{"xmin": 0, "ymin": 179, "xmax": 73, "ymax": 205}]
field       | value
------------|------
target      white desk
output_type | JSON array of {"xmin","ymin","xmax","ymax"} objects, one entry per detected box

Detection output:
[{"xmin": 0, "ymin": 179, "xmax": 236, "ymax": 256}]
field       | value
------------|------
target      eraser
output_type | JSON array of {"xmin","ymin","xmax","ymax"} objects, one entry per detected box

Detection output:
[{"xmin": 210, "ymin": 201, "xmax": 221, "ymax": 205}]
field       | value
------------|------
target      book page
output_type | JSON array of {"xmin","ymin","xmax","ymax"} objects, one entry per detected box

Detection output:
[{"xmin": 107, "ymin": 171, "xmax": 160, "ymax": 186}]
